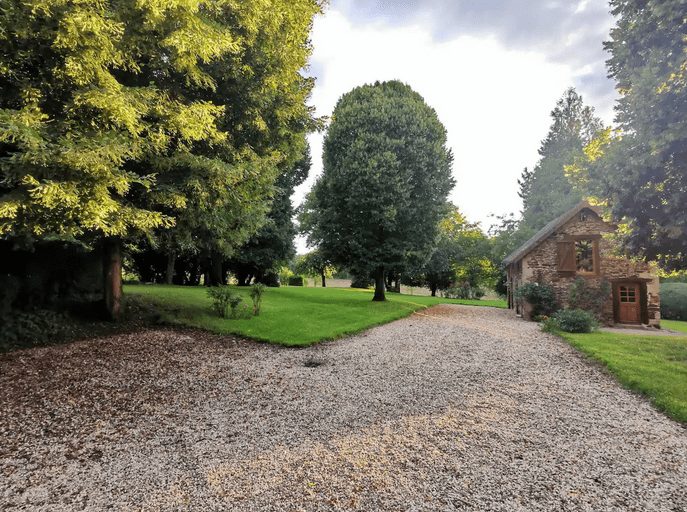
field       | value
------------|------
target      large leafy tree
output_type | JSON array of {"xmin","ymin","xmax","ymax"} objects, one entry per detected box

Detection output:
[
  {"xmin": 0, "ymin": 0, "xmax": 323, "ymax": 251},
  {"xmin": 302, "ymin": 80, "xmax": 454, "ymax": 301},
  {"xmin": 519, "ymin": 87, "xmax": 603, "ymax": 232},
  {"xmin": 404, "ymin": 205, "xmax": 497, "ymax": 297},
  {"xmin": 568, "ymin": 0, "xmax": 687, "ymax": 270},
  {"xmin": 294, "ymin": 248, "xmax": 336, "ymax": 287},
  {"xmin": 0, "ymin": 0, "xmax": 323, "ymax": 314},
  {"xmin": 226, "ymin": 143, "xmax": 312, "ymax": 285},
  {"xmin": 439, "ymin": 206, "xmax": 496, "ymax": 291}
]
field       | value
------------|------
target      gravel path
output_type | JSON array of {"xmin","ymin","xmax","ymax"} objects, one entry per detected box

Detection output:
[{"xmin": 1, "ymin": 305, "xmax": 685, "ymax": 511}]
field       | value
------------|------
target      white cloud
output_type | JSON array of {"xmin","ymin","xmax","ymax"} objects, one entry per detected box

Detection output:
[
  {"xmin": 575, "ymin": 0, "xmax": 591, "ymax": 14},
  {"xmin": 294, "ymin": 7, "xmax": 615, "ymax": 252}
]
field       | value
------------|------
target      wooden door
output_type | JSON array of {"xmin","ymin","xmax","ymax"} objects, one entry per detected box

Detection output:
[{"xmin": 617, "ymin": 284, "xmax": 640, "ymax": 324}]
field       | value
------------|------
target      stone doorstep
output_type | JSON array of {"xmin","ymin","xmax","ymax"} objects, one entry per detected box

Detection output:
[{"xmin": 608, "ymin": 323, "xmax": 660, "ymax": 330}]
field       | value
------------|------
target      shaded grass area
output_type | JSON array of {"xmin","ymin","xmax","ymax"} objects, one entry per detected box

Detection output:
[
  {"xmin": 124, "ymin": 284, "xmax": 506, "ymax": 347},
  {"xmin": 560, "ymin": 330, "xmax": 687, "ymax": 424}
]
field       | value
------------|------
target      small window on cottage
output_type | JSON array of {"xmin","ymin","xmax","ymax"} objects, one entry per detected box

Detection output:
[
  {"xmin": 576, "ymin": 239, "xmax": 595, "ymax": 273},
  {"xmin": 619, "ymin": 285, "xmax": 636, "ymax": 303}
]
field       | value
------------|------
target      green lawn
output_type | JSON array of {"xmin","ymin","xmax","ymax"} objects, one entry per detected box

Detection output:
[
  {"xmin": 662, "ymin": 319, "xmax": 687, "ymax": 335},
  {"xmin": 560, "ymin": 329, "xmax": 687, "ymax": 424},
  {"xmin": 124, "ymin": 284, "xmax": 505, "ymax": 346}
]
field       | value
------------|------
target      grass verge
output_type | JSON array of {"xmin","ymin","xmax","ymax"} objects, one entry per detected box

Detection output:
[
  {"xmin": 124, "ymin": 284, "xmax": 506, "ymax": 347},
  {"xmin": 559, "ymin": 330, "xmax": 687, "ymax": 424},
  {"xmin": 662, "ymin": 319, "xmax": 687, "ymax": 335}
]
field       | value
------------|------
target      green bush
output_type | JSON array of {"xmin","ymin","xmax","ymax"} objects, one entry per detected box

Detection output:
[
  {"xmin": 207, "ymin": 286, "xmax": 244, "ymax": 318},
  {"xmin": 514, "ymin": 282, "xmax": 559, "ymax": 318},
  {"xmin": 250, "ymin": 283, "xmax": 268, "ymax": 316},
  {"xmin": 661, "ymin": 283, "xmax": 687, "ymax": 320},
  {"xmin": 288, "ymin": 275, "xmax": 308, "ymax": 287},
  {"xmin": 540, "ymin": 315, "xmax": 559, "ymax": 334},
  {"xmin": 567, "ymin": 278, "xmax": 610, "ymax": 319},
  {"xmin": 546, "ymin": 308, "xmax": 600, "ymax": 333},
  {"xmin": 442, "ymin": 281, "xmax": 485, "ymax": 300},
  {"xmin": 257, "ymin": 272, "xmax": 280, "ymax": 288}
]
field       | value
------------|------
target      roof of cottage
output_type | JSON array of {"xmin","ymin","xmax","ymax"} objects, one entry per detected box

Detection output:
[{"xmin": 503, "ymin": 201, "xmax": 606, "ymax": 267}]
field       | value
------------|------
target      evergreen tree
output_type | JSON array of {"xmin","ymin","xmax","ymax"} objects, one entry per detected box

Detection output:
[
  {"xmin": 517, "ymin": 167, "xmax": 534, "ymax": 212},
  {"xmin": 519, "ymin": 87, "xmax": 602, "ymax": 232}
]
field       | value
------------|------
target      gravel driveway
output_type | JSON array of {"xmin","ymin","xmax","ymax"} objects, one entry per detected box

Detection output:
[{"xmin": 1, "ymin": 304, "xmax": 685, "ymax": 511}]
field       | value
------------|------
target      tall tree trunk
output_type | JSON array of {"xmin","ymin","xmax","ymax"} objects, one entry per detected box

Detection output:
[
  {"xmin": 201, "ymin": 255, "xmax": 212, "ymax": 286},
  {"xmin": 103, "ymin": 239, "xmax": 122, "ymax": 320},
  {"xmin": 372, "ymin": 267, "xmax": 386, "ymax": 302},
  {"xmin": 209, "ymin": 250, "xmax": 223, "ymax": 286},
  {"xmin": 321, "ymin": 272, "xmax": 326, "ymax": 287},
  {"xmin": 165, "ymin": 252, "xmax": 176, "ymax": 285}
]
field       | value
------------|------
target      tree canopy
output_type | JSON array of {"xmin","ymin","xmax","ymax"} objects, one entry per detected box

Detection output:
[
  {"xmin": 518, "ymin": 87, "xmax": 603, "ymax": 233},
  {"xmin": 0, "ymin": 0, "xmax": 324, "ymax": 254},
  {"xmin": 226, "ymin": 143, "xmax": 312, "ymax": 285},
  {"xmin": 567, "ymin": 0, "xmax": 687, "ymax": 270},
  {"xmin": 301, "ymin": 80, "xmax": 454, "ymax": 301}
]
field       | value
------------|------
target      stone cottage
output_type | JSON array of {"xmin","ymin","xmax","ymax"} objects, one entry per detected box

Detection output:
[{"xmin": 503, "ymin": 201, "xmax": 660, "ymax": 327}]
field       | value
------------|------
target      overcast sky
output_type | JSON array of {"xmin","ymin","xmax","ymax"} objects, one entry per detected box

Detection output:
[{"xmin": 294, "ymin": 0, "xmax": 619, "ymax": 252}]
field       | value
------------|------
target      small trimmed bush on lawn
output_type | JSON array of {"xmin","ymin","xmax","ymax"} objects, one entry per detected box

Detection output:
[
  {"xmin": 288, "ymin": 275, "xmax": 308, "ymax": 287},
  {"xmin": 207, "ymin": 286, "xmax": 244, "ymax": 318},
  {"xmin": 543, "ymin": 308, "xmax": 600, "ymax": 333},
  {"xmin": 250, "ymin": 283, "xmax": 267, "ymax": 316}
]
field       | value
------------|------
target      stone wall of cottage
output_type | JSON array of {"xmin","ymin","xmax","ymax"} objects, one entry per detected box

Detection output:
[{"xmin": 511, "ymin": 212, "xmax": 660, "ymax": 327}]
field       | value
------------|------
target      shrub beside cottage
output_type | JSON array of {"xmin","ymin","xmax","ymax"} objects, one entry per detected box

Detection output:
[{"xmin": 504, "ymin": 202, "xmax": 660, "ymax": 327}]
